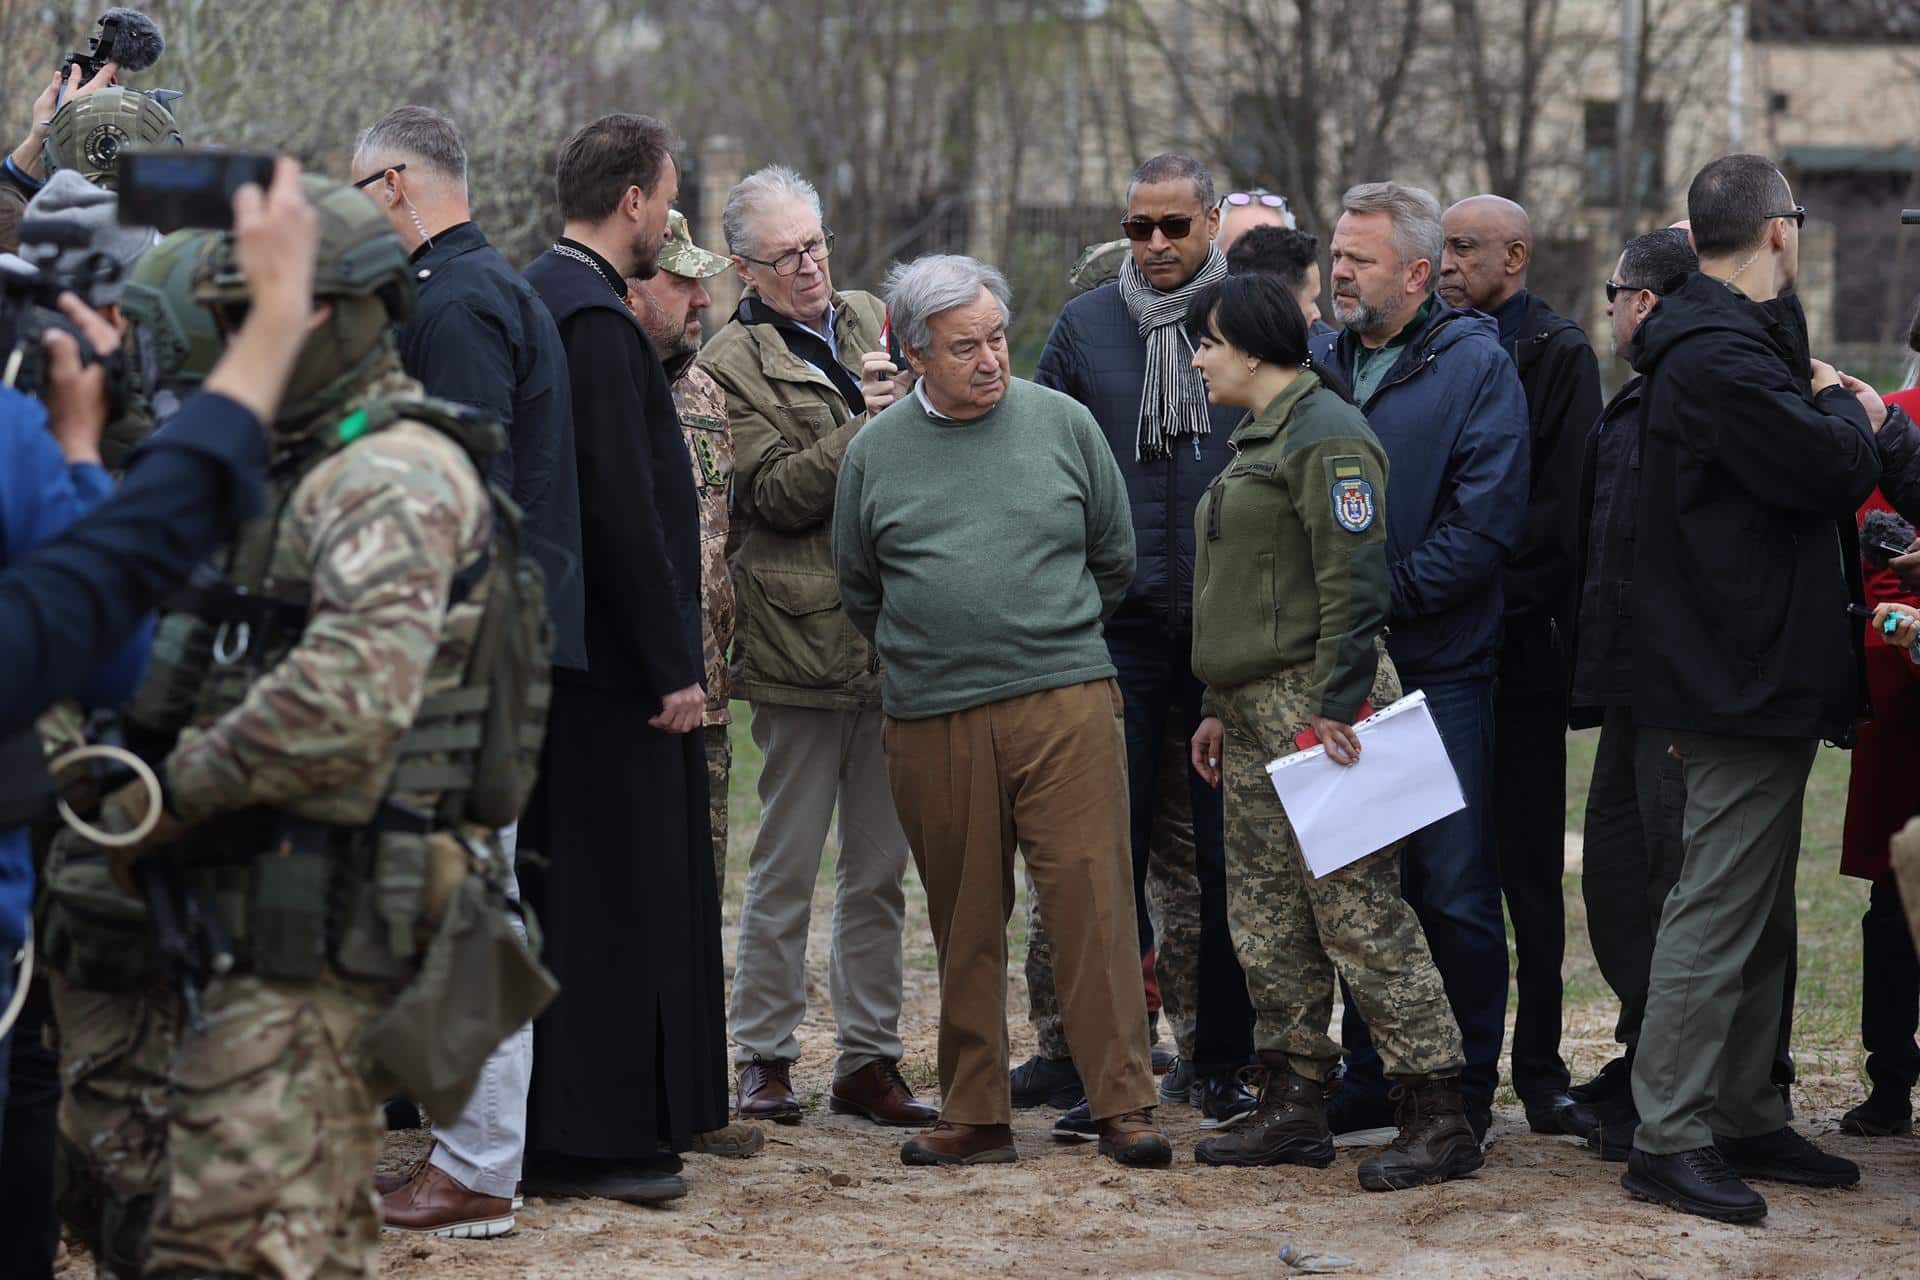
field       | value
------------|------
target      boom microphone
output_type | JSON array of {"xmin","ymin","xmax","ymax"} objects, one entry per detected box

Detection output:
[{"xmin": 63, "ymin": 9, "xmax": 165, "ymax": 84}]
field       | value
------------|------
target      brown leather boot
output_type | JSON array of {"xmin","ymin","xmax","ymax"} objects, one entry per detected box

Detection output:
[
  {"xmin": 1097, "ymin": 1108, "xmax": 1173, "ymax": 1168},
  {"xmin": 901, "ymin": 1121, "xmax": 1017, "ymax": 1166},
  {"xmin": 737, "ymin": 1057, "xmax": 802, "ymax": 1123},
  {"xmin": 381, "ymin": 1162, "xmax": 516, "ymax": 1239},
  {"xmin": 691, "ymin": 1122, "xmax": 766, "ymax": 1158},
  {"xmin": 830, "ymin": 1061, "xmax": 940, "ymax": 1126},
  {"xmin": 1194, "ymin": 1055, "xmax": 1335, "ymax": 1168},
  {"xmin": 1356, "ymin": 1074, "xmax": 1486, "ymax": 1191}
]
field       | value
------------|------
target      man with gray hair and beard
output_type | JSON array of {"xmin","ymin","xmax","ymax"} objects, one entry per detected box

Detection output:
[
  {"xmin": 1308, "ymin": 181, "xmax": 1530, "ymax": 1147},
  {"xmin": 834, "ymin": 254, "xmax": 1169, "ymax": 1168}
]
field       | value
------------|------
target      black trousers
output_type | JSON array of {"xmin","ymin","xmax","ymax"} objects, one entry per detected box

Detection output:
[
  {"xmin": 1862, "ymin": 878, "xmax": 1920, "ymax": 1094},
  {"xmin": 0, "ymin": 984, "xmax": 61, "ymax": 1279},
  {"xmin": 1494, "ymin": 685, "xmax": 1570, "ymax": 1103}
]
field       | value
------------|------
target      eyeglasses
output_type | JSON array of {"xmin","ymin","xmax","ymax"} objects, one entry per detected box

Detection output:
[
  {"xmin": 739, "ymin": 231, "xmax": 834, "ymax": 277},
  {"xmin": 1221, "ymin": 190, "xmax": 1288, "ymax": 212},
  {"xmin": 351, "ymin": 163, "xmax": 405, "ymax": 190},
  {"xmin": 1603, "ymin": 279, "xmax": 1646, "ymax": 304},
  {"xmin": 1763, "ymin": 205, "xmax": 1807, "ymax": 228},
  {"xmin": 1120, "ymin": 213, "xmax": 1201, "ymax": 242}
]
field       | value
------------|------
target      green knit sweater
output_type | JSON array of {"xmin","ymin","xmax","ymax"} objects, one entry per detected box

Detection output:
[{"xmin": 832, "ymin": 378, "xmax": 1136, "ymax": 719}]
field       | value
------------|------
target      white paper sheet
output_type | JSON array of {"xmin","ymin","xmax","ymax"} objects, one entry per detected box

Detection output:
[{"xmin": 1264, "ymin": 690, "xmax": 1466, "ymax": 878}]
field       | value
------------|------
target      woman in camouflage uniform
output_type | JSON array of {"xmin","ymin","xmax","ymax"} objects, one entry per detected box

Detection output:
[{"xmin": 1180, "ymin": 273, "xmax": 1481, "ymax": 1191}]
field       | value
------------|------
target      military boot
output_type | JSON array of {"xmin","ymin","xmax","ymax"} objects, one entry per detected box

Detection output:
[
  {"xmin": 1356, "ymin": 1074, "xmax": 1485, "ymax": 1191},
  {"xmin": 1194, "ymin": 1055, "xmax": 1335, "ymax": 1169}
]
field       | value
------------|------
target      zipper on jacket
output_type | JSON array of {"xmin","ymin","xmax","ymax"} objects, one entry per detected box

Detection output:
[{"xmin": 1367, "ymin": 350, "xmax": 1438, "ymax": 412}]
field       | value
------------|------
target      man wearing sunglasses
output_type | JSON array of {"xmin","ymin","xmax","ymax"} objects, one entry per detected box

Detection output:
[
  {"xmin": 1620, "ymin": 154, "xmax": 1879, "ymax": 1223},
  {"xmin": 1034, "ymin": 154, "xmax": 1258, "ymax": 1136}
]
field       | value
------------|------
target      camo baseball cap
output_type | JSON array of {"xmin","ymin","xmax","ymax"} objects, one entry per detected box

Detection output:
[{"xmin": 659, "ymin": 209, "xmax": 730, "ymax": 279}]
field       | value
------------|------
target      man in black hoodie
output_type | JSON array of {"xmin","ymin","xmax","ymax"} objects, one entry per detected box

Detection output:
[{"xmin": 1621, "ymin": 155, "xmax": 1881, "ymax": 1224}]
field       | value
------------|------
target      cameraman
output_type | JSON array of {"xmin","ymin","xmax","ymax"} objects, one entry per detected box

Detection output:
[{"xmin": 0, "ymin": 62, "xmax": 121, "ymax": 253}]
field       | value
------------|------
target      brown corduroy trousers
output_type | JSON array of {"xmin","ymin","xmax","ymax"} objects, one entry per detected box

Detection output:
[{"xmin": 883, "ymin": 678, "xmax": 1156, "ymax": 1125}]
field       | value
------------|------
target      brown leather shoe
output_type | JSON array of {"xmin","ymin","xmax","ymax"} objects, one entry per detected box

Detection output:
[
  {"xmin": 1097, "ymin": 1108, "xmax": 1173, "ymax": 1168},
  {"xmin": 829, "ymin": 1061, "xmax": 940, "ymax": 1127},
  {"xmin": 381, "ymin": 1162, "xmax": 515, "ymax": 1239},
  {"xmin": 900, "ymin": 1121, "xmax": 1017, "ymax": 1166},
  {"xmin": 737, "ymin": 1057, "xmax": 802, "ymax": 1123}
]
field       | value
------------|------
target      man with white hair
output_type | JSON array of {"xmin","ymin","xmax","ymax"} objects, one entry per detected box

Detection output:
[
  {"xmin": 698, "ymin": 166, "xmax": 936, "ymax": 1130},
  {"xmin": 833, "ymin": 254, "xmax": 1169, "ymax": 1169},
  {"xmin": 1308, "ymin": 181, "xmax": 1530, "ymax": 1146}
]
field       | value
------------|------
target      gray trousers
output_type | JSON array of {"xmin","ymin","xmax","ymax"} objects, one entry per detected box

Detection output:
[
  {"xmin": 729, "ymin": 704, "xmax": 909, "ymax": 1077},
  {"xmin": 431, "ymin": 822, "xmax": 532, "ymax": 1199},
  {"xmin": 1632, "ymin": 732, "xmax": 1816, "ymax": 1153}
]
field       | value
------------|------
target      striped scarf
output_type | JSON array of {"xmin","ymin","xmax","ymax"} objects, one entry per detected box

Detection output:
[{"xmin": 1120, "ymin": 246, "xmax": 1228, "ymax": 460}]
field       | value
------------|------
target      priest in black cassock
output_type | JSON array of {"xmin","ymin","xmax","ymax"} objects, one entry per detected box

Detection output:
[{"xmin": 520, "ymin": 112, "xmax": 728, "ymax": 1204}]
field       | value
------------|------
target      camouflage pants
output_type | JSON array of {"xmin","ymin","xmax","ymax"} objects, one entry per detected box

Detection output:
[
  {"xmin": 51, "ymin": 970, "xmax": 387, "ymax": 1279},
  {"xmin": 1025, "ymin": 716, "xmax": 1202, "ymax": 1060},
  {"xmin": 706, "ymin": 722, "xmax": 732, "ymax": 896},
  {"xmin": 1216, "ymin": 657, "xmax": 1465, "ymax": 1083}
]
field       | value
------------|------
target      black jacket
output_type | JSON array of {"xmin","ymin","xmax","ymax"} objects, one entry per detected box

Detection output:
[
  {"xmin": 1034, "ymin": 280, "xmax": 1240, "ymax": 634},
  {"xmin": 1504, "ymin": 291, "xmax": 1602, "ymax": 623},
  {"xmin": 1568, "ymin": 376, "xmax": 1643, "ymax": 726},
  {"xmin": 1311, "ymin": 301, "xmax": 1532, "ymax": 684},
  {"xmin": 1872, "ymin": 402, "xmax": 1920, "ymax": 525},
  {"xmin": 400, "ymin": 222, "xmax": 587, "ymax": 670},
  {"xmin": 525, "ymin": 244, "xmax": 702, "ymax": 700},
  {"xmin": 1629, "ymin": 273, "xmax": 1880, "ymax": 742}
]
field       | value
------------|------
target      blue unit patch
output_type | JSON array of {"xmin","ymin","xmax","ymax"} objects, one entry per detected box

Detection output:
[{"xmin": 1332, "ymin": 478, "xmax": 1375, "ymax": 533}]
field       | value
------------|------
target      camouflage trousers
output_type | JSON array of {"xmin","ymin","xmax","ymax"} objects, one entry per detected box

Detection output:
[
  {"xmin": 1216, "ymin": 657, "xmax": 1465, "ymax": 1083},
  {"xmin": 1025, "ymin": 715, "xmax": 1202, "ymax": 1061},
  {"xmin": 50, "ymin": 970, "xmax": 388, "ymax": 1279},
  {"xmin": 706, "ymin": 722, "xmax": 732, "ymax": 896}
]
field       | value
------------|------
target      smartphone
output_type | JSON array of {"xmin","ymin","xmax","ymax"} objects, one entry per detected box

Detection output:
[{"xmin": 117, "ymin": 150, "xmax": 276, "ymax": 231}]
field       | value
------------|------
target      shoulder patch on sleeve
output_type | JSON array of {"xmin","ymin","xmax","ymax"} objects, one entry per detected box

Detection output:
[{"xmin": 1330, "ymin": 472, "xmax": 1376, "ymax": 533}]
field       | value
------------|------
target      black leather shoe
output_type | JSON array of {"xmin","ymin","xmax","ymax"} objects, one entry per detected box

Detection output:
[
  {"xmin": 1554, "ymin": 1098, "xmax": 1602, "ymax": 1138},
  {"xmin": 1715, "ymin": 1127, "xmax": 1860, "ymax": 1188},
  {"xmin": 1010, "ymin": 1055, "xmax": 1083, "ymax": 1109},
  {"xmin": 1839, "ymin": 1086, "xmax": 1913, "ymax": 1137},
  {"xmin": 1198, "ymin": 1072, "xmax": 1259, "ymax": 1129},
  {"xmin": 521, "ymin": 1156, "xmax": 687, "ymax": 1205},
  {"xmin": 1157, "ymin": 1056, "xmax": 1197, "ymax": 1105},
  {"xmin": 1585, "ymin": 1099, "xmax": 1638, "ymax": 1162},
  {"xmin": 1523, "ymin": 1090, "xmax": 1576, "ymax": 1135},
  {"xmin": 1622, "ymin": 1146, "xmax": 1766, "ymax": 1223},
  {"xmin": 1568, "ymin": 1055, "xmax": 1632, "ymax": 1106}
]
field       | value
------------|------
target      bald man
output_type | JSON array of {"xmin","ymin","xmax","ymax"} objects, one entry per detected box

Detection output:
[
  {"xmin": 1216, "ymin": 189, "xmax": 1293, "ymax": 253},
  {"xmin": 1440, "ymin": 194, "xmax": 1602, "ymax": 1136}
]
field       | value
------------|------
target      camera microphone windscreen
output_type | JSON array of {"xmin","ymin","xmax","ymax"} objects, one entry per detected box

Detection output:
[{"xmin": 99, "ymin": 9, "xmax": 165, "ymax": 73}]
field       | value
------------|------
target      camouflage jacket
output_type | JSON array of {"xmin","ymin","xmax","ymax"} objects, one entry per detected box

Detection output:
[
  {"xmin": 673, "ymin": 360, "xmax": 735, "ymax": 725},
  {"xmin": 163, "ymin": 369, "xmax": 492, "ymax": 827}
]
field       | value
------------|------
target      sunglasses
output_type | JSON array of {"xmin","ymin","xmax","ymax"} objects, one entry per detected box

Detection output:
[
  {"xmin": 1121, "ymin": 213, "xmax": 1201, "ymax": 242},
  {"xmin": 1222, "ymin": 190, "xmax": 1288, "ymax": 212},
  {"xmin": 1603, "ymin": 279, "xmax": 1646, "ymax": 304},
  {"xmin": 1764, "ymin": 205, "xmax": 1807, "ymax": 228},
  {"xmin": 352, "ymin": 162, "xmax": 405, "ymax": 190}
]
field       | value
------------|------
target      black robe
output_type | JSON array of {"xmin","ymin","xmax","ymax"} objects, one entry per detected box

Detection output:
[{"xmin": 520, "ymin": 244, "xmax": 728, "ymax": 1158}]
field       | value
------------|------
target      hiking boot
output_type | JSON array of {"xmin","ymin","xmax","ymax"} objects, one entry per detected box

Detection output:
[
  {"xmin": 1622, "ymin": 1146, "xmax": 1766, "ymax": 1223},
  {"xmin": 1356, "ymin": 1075, "xmax": 1485, "ymax": 1191},
  {"xmin": 1051, "ymin": 1099, "xmax": 1098, "ymax": 1142},
  {"xmin": 1097, "ymin": 1108, "xmax": 1173, "ymax": 1168},
  {"xmin": 691, "ymin": 1122, "xmax": 766, "ymax": 1158},
  {"xmin": 1194, "ymin": 1059, "xmax": 1335, "ymax": 1169},
  {"xmin": 1196, "ymin": 1070, "xmax": 1260, "ymax": 1130},
  {"xmin": 900, "ymin": 1121, "xmax": 1017, "ymax": 1166},
  {"xmin": 1715, "ymin": 1127, "xmax": 1860, "ymax": 1188},
  {"xmin": 1157, "ymin": 1055, "xmax": 1197, "ymax": 1105},
  {"xmin": 1567, "ymin": 1055, "xmax": 1632, "ymax": 1106},
  {"xmin": 1839, "ymin": 1085, "xmax": 1913, "ymax": 1137},
  {"xmin": 1009, "ymin": 1055, "xmax": 1083, "ymax": 1109}
]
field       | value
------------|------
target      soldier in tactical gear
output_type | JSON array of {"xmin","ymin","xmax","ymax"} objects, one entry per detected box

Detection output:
[{"xmin": 42, "ymin": 173, "xmax": 552, "ymax": 1279}]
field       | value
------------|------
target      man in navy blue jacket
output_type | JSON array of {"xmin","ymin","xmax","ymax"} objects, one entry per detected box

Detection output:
[
  {"xmin": 1035, "ymin": 154, "xmax": 1257, "ymax": 1129},
  {"xmin": 1309, "ymin": 181, "xmax": 1530, "ymax": 1142}
]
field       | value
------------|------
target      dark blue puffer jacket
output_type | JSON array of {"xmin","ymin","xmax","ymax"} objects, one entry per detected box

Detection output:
[
  {"xmin": 1311, "ymin": 300, "xmax": 1531, "ymax": 684},
  {"xmin": 1034, "ymin": 281, "xmax": 1240, "ymax": 633}
]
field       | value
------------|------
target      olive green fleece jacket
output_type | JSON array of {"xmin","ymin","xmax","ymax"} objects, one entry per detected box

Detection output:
[{"xmin": 1191, "ymin": 370, "xmax": 1393, "ymax": 721}]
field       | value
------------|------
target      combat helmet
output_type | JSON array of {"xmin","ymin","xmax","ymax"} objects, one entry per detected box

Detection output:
[
  {"xmin": 193, "ymin": 174, "xmax": 416, "ymax": 432},
  {"xmin": 45, "ymin": 87, "xmax": 182, "ymax": 189},
  {"xmin": 121, "ymin": 228, "xmax": 222, "ymax": 388}
]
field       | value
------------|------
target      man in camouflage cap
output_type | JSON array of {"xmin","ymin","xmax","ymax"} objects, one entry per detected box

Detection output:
[
  {"xmin": 627, "ymin": 210, "xmax": 736, "ymax": 895},
  {"xmin": 46, "ymin": 167, "xmax": 541, "ymax": 1278}
]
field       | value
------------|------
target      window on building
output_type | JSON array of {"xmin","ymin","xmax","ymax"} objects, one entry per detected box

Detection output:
[{"xmin": 1584, "ymin": 99, "xmax": 1669, "ymax": 209}]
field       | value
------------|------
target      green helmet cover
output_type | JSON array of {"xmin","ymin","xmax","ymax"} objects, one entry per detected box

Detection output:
[
  {"xmin": 121, "ymin": 228, "xmax": 222, "ymax": 387},
  {"xmin": 45, "ymin": 87, "xmax": 182, "ymax": 189}
]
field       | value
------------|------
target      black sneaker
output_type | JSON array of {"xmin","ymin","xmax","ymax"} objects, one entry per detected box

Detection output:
[
  {"xmin": 1568, "ymin": 1055, "xmax": 1632, "ymax": 1106},
  {"xmin": 1051, "ymin": 1100, "xmax": 1098, "ymax": 1142},
  {"xmin": 1010, "ymin": 1055, "xmax": 1083, "ymax": 1109},
  {"xmin": 1715, "ymin": 1127, "xmax": 1860, "ymax": 1188},
  {"xmin": 1622, "ymin": 1146, "xmax": 1766, "ymax": 1223},
  {"xmin": 1157, "ymin": 1056, "xmax": 1198, "ymax": 1105},
  {"xmin": 1198, "ymin": 1072, "xmax": 1259, "ymax": 1129},
  {"xmin": 1839, "ymin": 1086, "xmax": 1914, "ymax": 1137}
]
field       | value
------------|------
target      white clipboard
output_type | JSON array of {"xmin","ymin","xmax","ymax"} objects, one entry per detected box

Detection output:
[{"xmin": 1264, "ymin": 690, "xmax": 1466, "ymax": 878}]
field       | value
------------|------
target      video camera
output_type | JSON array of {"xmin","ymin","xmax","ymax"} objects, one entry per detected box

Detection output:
[{"xmin": 0, "ymin": 221, "xmax": 130, "ymax": 415}]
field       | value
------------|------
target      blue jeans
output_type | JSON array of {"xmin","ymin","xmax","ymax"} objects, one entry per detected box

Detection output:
[
  {"xmin": 1340, "ymin": 675, "xmax": 1506, "ymax": 1120},
  {"xmin": 1107, "ymin": 616, "xmax": 1255, "ymax": 1078}
]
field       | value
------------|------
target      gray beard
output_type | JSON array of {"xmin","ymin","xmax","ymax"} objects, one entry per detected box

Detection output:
[{"xmin": 1331, "ymin": 292, "xmax": 1392, "ymax": 337}]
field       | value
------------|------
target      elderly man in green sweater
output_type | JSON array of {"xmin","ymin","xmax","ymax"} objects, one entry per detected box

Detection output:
[{"xmin": 833, "ymin": 254, "xmax": 1170, "ymax": 1170}]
